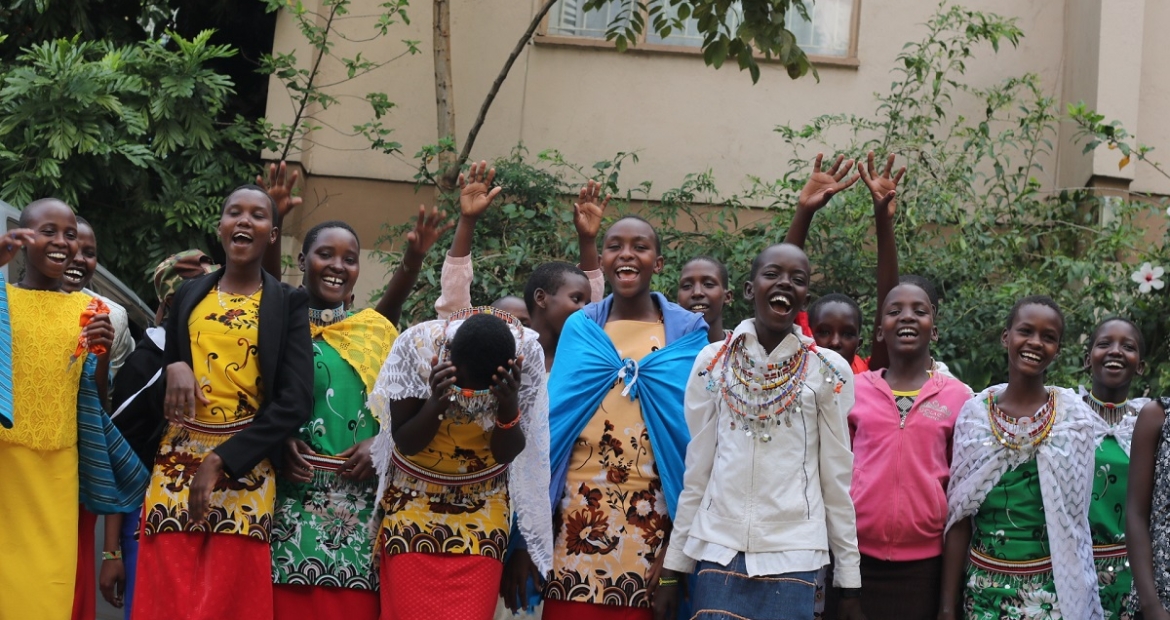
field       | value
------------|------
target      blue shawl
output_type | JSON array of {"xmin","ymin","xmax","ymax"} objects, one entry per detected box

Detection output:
[
  {"xmin": 0, "ymin": 273, "xmax": 12, "ymax": 428},
  {"xmin": 547, "ymin": 292, "xmax": 707, "ymax": 518},
  {"xmin": 77, "ymin": 353, "xmax": 150, "ymax": 513}
]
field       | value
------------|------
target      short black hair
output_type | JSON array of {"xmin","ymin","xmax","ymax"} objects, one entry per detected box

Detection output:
[
  {"xmin": 1088, "ymin": 316, "xmax": 1145, "ymax": 358},
  {"xmin": 808, "ymin": 293, "xmax": 863, "ymax": 328},
  {"xmin": 606, "ymin": 215, "xmax": 660, "ymax": 254},
  {"xmin": 749, "ymin": 243, "xmax": 807, "ymax": 280},
  {"xmin": 302, "ymin": 220, "xmax": 360, "ymax": 256},
  {"xmin": 1006, "ymin": 295, "xmax": 1065, "ymax": 338},
  {"xmin": 19, "ymin": 198, "xmax": 73, "ymax": 228},
  {"xmin": 524, "ymin": 262, "xmax": 588, "ymax": 313},
  {"xmin": 898, "ymin": 274, "xmax": 939, "ymax": 310},
  {"xmin": 222, "ymin": 184, "xmax": 276, "ymax": 218},
  {"xmin": 449, "ymin": 313, "xmax": 517, "ymax": 387},
  {"xmin": 75, "ymin": 215, "xmax": 91, "ymax": 229},
  {"xmin": 684, "ymin": 255, "xmax": 729, "ymax": 288}
]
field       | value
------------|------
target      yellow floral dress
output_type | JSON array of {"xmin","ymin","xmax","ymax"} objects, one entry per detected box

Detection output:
[
  {"xmin": 142, "ymin": 290, "xmax": 276, "ymax": 540},
  {"xmin": 0, "ymin": 287, "xmax": 91, "ymax": 620},
  {"xmin": 545, "ymin": 320, "xmax": 671, "ymax": 609}
]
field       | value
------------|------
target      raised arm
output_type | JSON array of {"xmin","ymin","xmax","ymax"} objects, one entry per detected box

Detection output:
[
  {"xmin": 1128, "ymin": 401, "xmax": 1170, "ymax": 620},
  {"xmin": 375, "ymin": 205, "xmax": 452, "ymax": 325},
  {"xmin": 435, "ymin": 161, "xmax": 502, "ymax": 318},
  {"xmin": 785, "ymin": 154, "xmax": 859, "ymax": 248},
  {"xmin": 861, "ymin": 152, "xmax": 906, "ymax": 370},
  {"xmin": 573, "ymin": 180, "xmax": 609, "ymax": 302},
  {"xmin": 258, "ymin": 161, "xmax": 302, "ymax": 279}
]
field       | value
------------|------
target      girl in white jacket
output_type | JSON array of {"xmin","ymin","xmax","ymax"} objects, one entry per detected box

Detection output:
[{"xmin": 657, "ymin": 243, "xmax": 865, "ymax": 620}]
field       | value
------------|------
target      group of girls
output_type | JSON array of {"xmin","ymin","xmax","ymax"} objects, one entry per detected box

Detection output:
[{"xmin": 4, "ymin": 151, "xmax": 1170, "ymax": 620}]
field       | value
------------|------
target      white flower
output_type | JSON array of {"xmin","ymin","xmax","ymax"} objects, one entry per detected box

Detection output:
[
  {"xmin": 1165, "ymin": 205, "xmax": 1170, "ymax": 217},
  {"xmin": 1020, "ymin": 589, "xmax": 1060, "ymax": 619},
  {"xmin": 1131, "ymin": 262, "xmax": 1165, "ymax": 293}
]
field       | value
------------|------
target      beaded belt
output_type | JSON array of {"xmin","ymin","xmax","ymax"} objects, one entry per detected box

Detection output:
[
  {"xmin": 1092, "ymin": 543, "xmax": 1128, "ymax": 560},
  {"xmin": 390, "ymin": 448, "xmax": 508, "ymax": 487},
  {"xmin": 969, "ymin": 549, "xmax": 1052, "ymax": 575},
  {"xmin": 179, "ymin": 416, "xmax": 253, "ymax": 435},
  {"xmin": 304, "ymin": 453, "xmax": 347, "ymax": 473}
]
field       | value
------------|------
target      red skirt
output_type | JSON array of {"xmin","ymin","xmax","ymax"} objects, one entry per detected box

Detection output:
[
  {"xmin": 131, "ymin": 532, "xmax": 272, "ymax": 620},
  {"xmin": 273, "ymin": 583, "xmax": 379, "ymax": 620},
  {"xmin": 542, "ymin": 599, "xmax": 654, "ymax": 620},
  {"xmin": 71, "ymin": 505, "xmax": 97, "ymax": 620},
  {"xmin": 379, "ymin": 551, "xmax": 502, "ymax": 620}
]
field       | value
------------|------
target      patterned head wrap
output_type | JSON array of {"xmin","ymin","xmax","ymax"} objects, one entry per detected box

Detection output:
[{"xmin": 152, "ymin": 250, "xmax": 217, "ymax": 303}]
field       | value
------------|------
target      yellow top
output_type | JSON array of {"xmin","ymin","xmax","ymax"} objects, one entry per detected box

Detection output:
[
  {"xmin": 547, "ymin": 320, "xmax": 669, "ymax": 608},
  {"xmin": 0, "ymin": 286, "xmax": 91, "ymax": 450},
  {"xmin": 190, "ymin": 288, "xmax": 263, "ymax": 424}
]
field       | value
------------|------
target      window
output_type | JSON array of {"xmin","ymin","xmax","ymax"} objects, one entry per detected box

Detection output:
[{"xmin": 543, "ymin": 0, "xmax": 859, "ymax": 61}]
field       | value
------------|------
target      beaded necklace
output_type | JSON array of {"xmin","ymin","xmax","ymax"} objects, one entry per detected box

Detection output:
[
  {"xmin": 434, "ymin": 306, "xmax": 526, "ymax": 424},
  {"xmin": 216, "ymin": 282, "xmax": 262, "ymax": 312},
  {"xmin": 702, "ymin": 332, "xmax": 846, "ymax": 443},
  {"xmin": 308, "ymin": 303, "xmax": 346, "ymax": 327},
  {"xmin": 987, "ymin": 388, "xmax": 1057, "ymax": 451},
  {"xmin": 1084, "ymin": 392, "xmax": 1132, "ymax": 426}
]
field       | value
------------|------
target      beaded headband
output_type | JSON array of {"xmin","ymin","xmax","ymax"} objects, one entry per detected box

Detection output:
[{"xmin": 436, "ymin": 306, "xmax": 527, "ymax": 362}]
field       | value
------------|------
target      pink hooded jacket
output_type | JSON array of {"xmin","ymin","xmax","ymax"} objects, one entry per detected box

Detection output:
[{"xmin": 848, "ymin": 370, "xmax": 972, "ymax": 561}]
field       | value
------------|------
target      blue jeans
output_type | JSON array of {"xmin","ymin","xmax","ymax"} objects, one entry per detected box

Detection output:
[{"xmin": 692, "ymin": 553, "xmax": 817, "ymax": 620}]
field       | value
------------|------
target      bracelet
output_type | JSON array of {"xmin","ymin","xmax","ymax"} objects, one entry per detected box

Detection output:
[
  {"xmin": 658, "ymin": 577, "xmax": 679, "ymax": 587},
  {"xmin": 495, "ymin": 413, "xmax": 521, "ymax": 430},
  {"xmin": 102, "ymin": 550, "xmax": 122, "ymax": 561},
  {"xmin": 838, "ymin": 587, "xmax": 862, "ymax": 599}
]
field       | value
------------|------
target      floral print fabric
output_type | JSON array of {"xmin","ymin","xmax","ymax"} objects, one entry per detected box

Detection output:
[
  {"xmin": 271, "ymin": 340, "xmax": 381, "ymax": 589},
  {"xmin": 545, "ymin": 320, "xmax": 670, "ymax": 609},
  {"xmin": 142, "ymin": 291, "xmax": 275, "ymax": 541}
]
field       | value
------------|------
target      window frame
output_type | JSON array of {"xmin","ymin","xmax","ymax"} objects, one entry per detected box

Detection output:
[{"xmin": 534, "ymin": 0, "xmax": 862, "ymax": 68}]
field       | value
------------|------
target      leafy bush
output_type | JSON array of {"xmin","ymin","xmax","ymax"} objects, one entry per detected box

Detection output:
[{"xmin": 378, "ymin": 2, "xmax": 1170, "ymax": 396}]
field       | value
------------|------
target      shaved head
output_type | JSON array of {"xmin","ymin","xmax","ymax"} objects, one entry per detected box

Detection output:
[{"xmin": 20, "ymin": 198, "xmax": 73, "ymax": 228}]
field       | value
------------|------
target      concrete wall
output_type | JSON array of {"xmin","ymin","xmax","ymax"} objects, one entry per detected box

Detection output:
[{"xmin": 263, "ymin": 0, "xmax": 1170, "ymax": 305}]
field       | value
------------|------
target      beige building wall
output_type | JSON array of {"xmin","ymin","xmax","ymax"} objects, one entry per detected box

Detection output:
[{"xmin": 264, "ymin": 0, "xmax": 1170, "ymax": 304}]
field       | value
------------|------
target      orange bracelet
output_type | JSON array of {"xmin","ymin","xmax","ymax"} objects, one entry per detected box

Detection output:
[{"xmin": 495, "ymin": 413, "xmax": 521, "ymax": 430}]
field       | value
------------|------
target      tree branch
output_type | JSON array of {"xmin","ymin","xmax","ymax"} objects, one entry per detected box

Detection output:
[
  {"xmin": 280, "ymin": 3, "xmax": 339, "ymax": 160},
  {"xmin": 442, "ymin": 0, "xmax": 559, "ymax": 189}
]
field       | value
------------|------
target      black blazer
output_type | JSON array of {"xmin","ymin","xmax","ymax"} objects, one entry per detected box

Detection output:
[{"xmin": 163, "ymin": 269, "xmax": 313, "ymax": 477}]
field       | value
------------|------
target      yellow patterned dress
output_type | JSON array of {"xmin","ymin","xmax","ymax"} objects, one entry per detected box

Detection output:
[
  {"xmin": 0, "ymin": 286, "xmax": 91, "ymax": 620},
  {"xmin": 545, "ymin": 320, "xmax": 671, "ymax": 610},
  {"xmin": 142, "ymin": 290, "xmax": 274, "ymax": 537}
]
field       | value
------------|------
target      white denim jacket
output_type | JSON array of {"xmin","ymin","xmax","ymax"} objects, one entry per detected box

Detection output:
[{"xmin": 663, "ymin": 319, "xmax": 861, "ymax": 587}]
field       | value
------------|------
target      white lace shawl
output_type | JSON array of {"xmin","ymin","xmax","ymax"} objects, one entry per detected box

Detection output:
[
  {"xmin": 1078, "ymin": 385, "xmax": 1146, "ymax": 457},
  {"xmin": 368, "ymin": 319, "xmax": 554, "ymax": 574},
  {"xmin": 945, "ymin": 385, "xmax": 1103, "ymax": 620}
]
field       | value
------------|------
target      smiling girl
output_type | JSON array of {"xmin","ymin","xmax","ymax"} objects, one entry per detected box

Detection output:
[
  {"xmin": 660, "ymin": 242, "xmax": 863, "ymax": 620},
  {"xmin": 268, "ymin": 207, "xmax": 448, "ymax": 619},
  {"xmin": 0, "ymin": 198, "xmax": 120, "ymax": 620},
  {"xmin": 1077, "ymin": 317, "xmax": 1148, "ymax": 618},
  {"xmin": 676, "ymin": 256, "xmax": 733, "ymax": 343},
  {"xmin": 537, "ymin": 215, "xmax": 708, "ymax": 619},
  {"xmin": 938, "ymin": 296, "xmax": 1103, "ymax": 620},
  {"xmin": 131, "ymin": 185, "xmax": 314, "ymax": 620}
]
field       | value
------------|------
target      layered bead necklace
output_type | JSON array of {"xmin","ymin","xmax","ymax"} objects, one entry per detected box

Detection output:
[
  {"xmin": 703, "ymin": 333, "xmax": 845, "ymax": 443},
  {"xmin": 987, "ymin": 388, "xmax": 1057, "ymax": 451},
  {"xmin": 434, "ymin": 306, "xmax": 525, "ymax": 425},
  {"xmin": 1084, "ymin": 392, "xmax": 1132, "ymax": 426}
]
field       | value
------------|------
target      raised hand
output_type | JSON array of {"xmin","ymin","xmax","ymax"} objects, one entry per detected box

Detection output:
[
  {"xmin": 574, "ymin": 180, "xmax": 611, "ymax": 241},
  {"xmin": 257, "ymin": 161, "xmax": 303, "ymax": 222},
  {"xmin": 457, "ymin": 160, "xmax": 503, "ymax": 219},
  {"xmin": 859, "ymin": 151, "xmax": 906, "ymax": 218},
  {"xmin": 797, "ymin": 154, "xmax": 860, "ymax": 213},
  {"xmin": 405, "ymin": 205, "xmax": 454, "ymax": 259},
  {"xmin": 0, "ymin": 228, "xmax": 34, "ymax": 268}
]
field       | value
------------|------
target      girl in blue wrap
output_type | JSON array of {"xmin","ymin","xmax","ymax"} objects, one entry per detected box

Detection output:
[{"xmin": 523, "ymin": 215, "xmax": 708, "ymax": 620}]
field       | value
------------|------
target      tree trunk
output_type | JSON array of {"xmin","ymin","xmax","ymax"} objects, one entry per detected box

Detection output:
[
  {"xmin": 433, "ymin": 0, "xmax": 457, "ymax": 190},
  {"xmin": 442, "ymin": 0, "xmax": 559, "ymax": 190}
]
